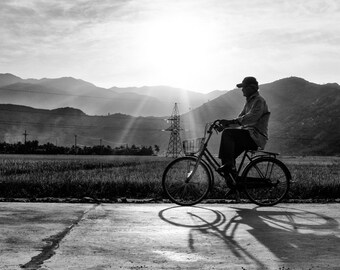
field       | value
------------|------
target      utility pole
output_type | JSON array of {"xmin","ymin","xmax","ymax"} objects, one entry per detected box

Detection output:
[
  {"xmin": 74, "ymin": 134, "xmax": 77, "ymax": 155},
  {"xmin": 23, "ymin": 130, "xmax": 29, "ymax": 144},
  {"xmin": 165, "ymin": 103, "xmax": 183, "ymax": 158}
]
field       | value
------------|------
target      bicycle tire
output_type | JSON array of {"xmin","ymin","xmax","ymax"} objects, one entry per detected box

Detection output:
[
  {"xmin": 241, "ymin": 156, "xmax": 291, "ymax": 206},
  {"xmin": 162, "ymin": 156, "xmax": 212, "ymax": 206}
]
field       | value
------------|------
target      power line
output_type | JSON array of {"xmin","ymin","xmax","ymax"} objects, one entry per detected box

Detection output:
[
  {"xmin": 0, "ymin": 119, "xmax": 163, "ymax": 131},
  {"xmin": 0, "ymin": 106, "xmax": 162, "ymax": 119},
  {"xmin": 0, "ymin": 87, "xmax": 152, "ymax": 102},
  {"xmin": 0, "ymin": 87, "xmax": 110, "ymax": 99},
  {"xmin": 0, "ymin": 119, "xmax": 331, "ymax": 142},
  {"xmin": 75, "ymin": 134, "xmax": 127, "ymax": 146},
  {"xmin": 0, "ymin": 120, "xmax": 97, "ymax": 129},
  {"xmin": 1, "ymin": 132, "xmax": 128, "ymax": 147},
  {"xmin": 0, "ymin": 102, "xmax": 334, "ymax": 143},
  {"xmin": 0, "ymin": 107, "xmax": 89, "ymax": 118}
]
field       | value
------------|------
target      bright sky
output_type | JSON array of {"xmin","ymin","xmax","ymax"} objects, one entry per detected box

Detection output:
[{"xmin": 0, "ymin": 0, "xmax": 339, "ymax": 93}]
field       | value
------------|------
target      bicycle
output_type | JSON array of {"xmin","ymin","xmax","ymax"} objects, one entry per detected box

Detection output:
[{"xmin": 162, "ymin": 120, "xmax": 291, "ymax": 207}]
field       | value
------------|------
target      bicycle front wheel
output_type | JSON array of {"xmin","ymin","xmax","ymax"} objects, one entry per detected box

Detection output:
[
  {"xmin": 162, "ymin": 156, "xmax": 212, "ymax": 206},
  {"xmin": 242, "ymin": 157, "xmax": 291, "ymax": 206}
]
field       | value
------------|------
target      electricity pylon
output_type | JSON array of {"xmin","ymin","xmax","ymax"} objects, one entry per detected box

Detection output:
[{"xmin": 165, "ymin": 103, "xmax": 183, "ymax": 158}]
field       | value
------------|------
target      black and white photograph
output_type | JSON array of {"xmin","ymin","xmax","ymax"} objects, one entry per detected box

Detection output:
[{"xmin": 0, "ymin": 0, "xmax": 339, "ymax": 269}]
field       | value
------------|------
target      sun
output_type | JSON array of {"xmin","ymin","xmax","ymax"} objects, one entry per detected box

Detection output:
[{"xmin": 136, "ymin": 15, "xmax": 218, "ymax": 89}]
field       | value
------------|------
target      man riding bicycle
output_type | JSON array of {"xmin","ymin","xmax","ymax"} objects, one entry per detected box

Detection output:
[
  {"xmin": 217, "ymin": 77, "xmax": 270, "ymax": 185},
  {"xmin": 162, "ymin": 78, "xmax": 291, "ymax": 206}
]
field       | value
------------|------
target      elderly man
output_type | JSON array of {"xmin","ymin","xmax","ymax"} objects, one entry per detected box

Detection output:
[{"xmin": 218, "ymin": 77, "xmax": 270, "ymax": 185}]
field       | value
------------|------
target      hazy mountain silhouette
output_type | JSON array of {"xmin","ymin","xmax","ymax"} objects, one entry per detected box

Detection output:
[
  {"xmin": 0, "ymin": 73, "xmax": 23, "ymax": 87},
  {"xmin": 0, "ymin": 74, "xmax": 224, "ymax": 116},
  {"xmin": 0, "ymin": 74, "xmax": 338, "ymax": 155},
  {"xmin": 110, "ymin": 86, "xmax": 226, "ymax": 113}
]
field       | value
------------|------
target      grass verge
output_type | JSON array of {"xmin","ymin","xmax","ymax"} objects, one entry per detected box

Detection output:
[{"xmin": 0, "ymin": 155, "xmax": 339, "ymax": 201}]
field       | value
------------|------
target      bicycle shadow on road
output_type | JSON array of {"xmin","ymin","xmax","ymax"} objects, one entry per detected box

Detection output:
[{"xmin": 158, "ymin": 205, "xmax": 340, "ymax": 269}]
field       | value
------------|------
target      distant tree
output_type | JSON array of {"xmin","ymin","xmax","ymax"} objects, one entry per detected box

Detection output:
[
  {"xmin": 0, "ymin": 140, "xmax": 155, "ymax": 156},
  {"xmin": 154, "ymin": 145, "xmax": 160, "ymax": 155}
]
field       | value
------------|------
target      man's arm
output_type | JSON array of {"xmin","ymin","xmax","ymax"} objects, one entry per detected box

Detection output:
[
  {"xmin": 238, "ymin": 104, "xmax": 246, "ymax": 118},
  {"xmin": 236, "ymin": 99, "xmax": 266, "ymax": 126}
]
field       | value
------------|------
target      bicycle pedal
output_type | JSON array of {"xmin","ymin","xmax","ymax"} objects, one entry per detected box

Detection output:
[{"xmin": 216, "ymin": 164, "xmax": 228, "ymax": 173}]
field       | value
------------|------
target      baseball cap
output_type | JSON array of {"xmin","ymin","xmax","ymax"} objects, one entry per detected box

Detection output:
[{"xmin": 236, "ymin": 77, "xmax": 259, "ymax": 88}]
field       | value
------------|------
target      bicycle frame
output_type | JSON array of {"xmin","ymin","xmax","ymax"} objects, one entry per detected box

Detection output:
[
  {"xmin": 164, "ymin": 120, "xmax": 291, "ymax": 206},
  {"xmin": 186, "ymin": 120, "xmax": 279, "ymax": 181},
  {"xmin": 186, "ymin": 121, "xmax": 226, "ymax": 183}
]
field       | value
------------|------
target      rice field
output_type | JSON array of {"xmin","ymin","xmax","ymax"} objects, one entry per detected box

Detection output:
[
  {"xmin": 280, "ymin": 156, "xmax": 340, "ymax": 200},
  {"xmin": 0, "ymin": 154, "xmax": 339, "ymax": 201}
]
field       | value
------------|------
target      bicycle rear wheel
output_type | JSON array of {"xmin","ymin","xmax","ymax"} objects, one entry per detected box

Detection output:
[
  {"xmin": 162, "ymin": 156, "xmax": 212, "ymax": 206},
  {"xmin": 242, "ymin": 157, "xmax": 291, "ymax": 206}
]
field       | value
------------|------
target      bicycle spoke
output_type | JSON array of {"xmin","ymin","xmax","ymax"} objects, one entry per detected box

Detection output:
[
  {"xmin": 162, "ymin": 156, "xmax": 211, "ymax": 206},
  {"xmin": 243, "ymin": 157, "xmax": 290, "ymax": 206},
  {"xmin": 168, "ymin": 183, "xmax": 184, "ymax": 198}
]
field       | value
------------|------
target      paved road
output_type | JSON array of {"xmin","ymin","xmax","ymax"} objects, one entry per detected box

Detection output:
[{"xmin": 0, "ymin": 203, "xmax": 339, "ymax": 270}]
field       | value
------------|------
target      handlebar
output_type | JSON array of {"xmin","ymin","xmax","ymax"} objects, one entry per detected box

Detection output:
[
  {"xmin": 206, "ymin": 119, "xmax": 237, "ymax": 134},
  {"xmin": 206, "ymin": 119, "xmax": 222, "ymax": 134}
]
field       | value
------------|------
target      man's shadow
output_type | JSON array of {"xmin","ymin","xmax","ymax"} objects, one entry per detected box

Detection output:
[{"xmin": 158, "ymin": 205, "xmax": 340, "ymax": 269}]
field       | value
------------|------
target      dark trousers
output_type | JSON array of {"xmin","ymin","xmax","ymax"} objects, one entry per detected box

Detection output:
[{"xmin": 218, "ymin": 129, "xmax": 257, "ymax": 169}]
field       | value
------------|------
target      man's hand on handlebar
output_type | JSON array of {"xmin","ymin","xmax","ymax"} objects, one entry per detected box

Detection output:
[{"xmin": 214, "ymin": 119, "xmax": 240, "ymax": 132}]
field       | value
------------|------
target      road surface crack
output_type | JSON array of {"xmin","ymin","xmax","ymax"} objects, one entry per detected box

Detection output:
[{"xmin": 20, "ymin": 204, "xmax": 99, "ymax": 270}]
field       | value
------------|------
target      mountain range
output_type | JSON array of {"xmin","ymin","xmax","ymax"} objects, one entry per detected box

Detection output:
[
  {"xmin": 0, "ymin": 73, "xmax": 339, "ymax": 155},
  {"xmin": 181, "ymin": 77, "xmax": 340, "ymax": 155},
  {"xmin": 0, "ymin": 73, "xmax": 225, "ymax": 116}
]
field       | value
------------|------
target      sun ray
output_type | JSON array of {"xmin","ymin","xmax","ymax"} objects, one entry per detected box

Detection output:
[{"xmin": 116, "ymin": 96, "xmax": 154, "ymax": 145}]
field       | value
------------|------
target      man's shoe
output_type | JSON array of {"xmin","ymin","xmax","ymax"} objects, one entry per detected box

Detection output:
[
  {"xmin": 217, "ymin": 164, "xmax": 238, "ymax": 188},
  {"xmin": 217, "ymin": 164, "xmax": 236, "ymax": 174}
]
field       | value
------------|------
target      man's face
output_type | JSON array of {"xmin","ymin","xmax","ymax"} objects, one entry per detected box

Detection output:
[{"xmin": 242, "ymin": 86, "xmax": 256, "ymax": 97}]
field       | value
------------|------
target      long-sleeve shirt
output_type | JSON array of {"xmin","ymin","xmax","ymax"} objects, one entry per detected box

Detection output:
[{"xmin": 236, "ymin": 91, "xmax": 270, "ymax": 149}]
